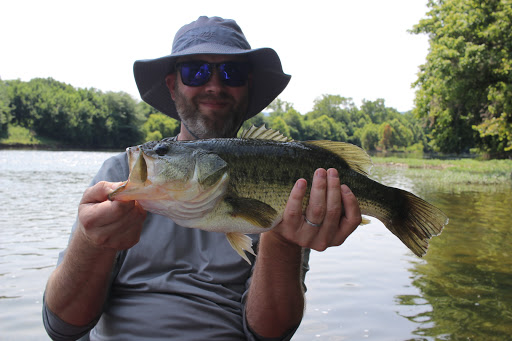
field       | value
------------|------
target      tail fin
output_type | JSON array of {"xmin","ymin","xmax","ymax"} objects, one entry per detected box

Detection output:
[{"xmin": 366, "ymin": 189, "xmax": 449, "ymax": 257}]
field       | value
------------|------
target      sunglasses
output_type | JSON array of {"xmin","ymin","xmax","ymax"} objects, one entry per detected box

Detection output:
[{"xmin": 176, "ymin": 61, "xmax": 250, "ymax": 87}]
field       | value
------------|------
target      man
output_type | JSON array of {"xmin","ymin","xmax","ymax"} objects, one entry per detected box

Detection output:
[{"xmin": 43, "ymin": 16, "xmax": 362, "ymax": 340}]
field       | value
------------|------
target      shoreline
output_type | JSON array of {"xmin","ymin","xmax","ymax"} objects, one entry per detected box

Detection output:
[{"xmin": 0, "ymin": 143, "xmax": 123, "ymax": 152}]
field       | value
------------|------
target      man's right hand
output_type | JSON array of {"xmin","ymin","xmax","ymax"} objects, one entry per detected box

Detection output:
[
  {"xmin": 44, "ymin": 181, "xmax": 146, "ymax": 326},
  {"xmin": 77, "ymin": 181, "xmax": 147, "ymax": 251}
]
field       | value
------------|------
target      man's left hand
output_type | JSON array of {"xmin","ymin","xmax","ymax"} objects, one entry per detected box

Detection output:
[{"xmin": 271, "ymin": 168, "xmax": 362, "ymax": 251}]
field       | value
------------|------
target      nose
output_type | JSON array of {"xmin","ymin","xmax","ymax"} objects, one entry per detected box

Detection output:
[{"xmin": 204, "ymin": 67, "xmax": 225, "ymax": 92}]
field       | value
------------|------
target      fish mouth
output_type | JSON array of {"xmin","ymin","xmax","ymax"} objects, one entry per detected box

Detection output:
[
  {"xmin": 129, "ymin": 150, "xmax": 148, "ymax": 183},
  {"xmin": 108, "ymin": 149, "xmax": 148, "ymax": 200}
]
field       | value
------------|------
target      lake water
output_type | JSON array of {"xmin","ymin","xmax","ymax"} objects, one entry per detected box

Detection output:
[{"xmin": 1, "ymin": 150, "xmax": 511, "ymax": 340}]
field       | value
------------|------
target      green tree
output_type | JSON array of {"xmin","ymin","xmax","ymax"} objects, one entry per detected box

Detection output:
[
  {"xmin": 76, "ymin": 88, "xmax": 110, "ymax": 147},
  {"xmin": 304, "ymin": 115, "xmax": 348, "ymax": 141},
  {"xmin": 411, "ymin": 0, "xmax": 512, "ymax": 156},
  {"xmin": 309, "ymin": 95, "xmax": 356, "ymax": 124},
  {"xmin": 104, "ymin": 91, "xmax": 145, "ymax": 147},
  {"xmin": 136, "ymin": 100, "xmax": 161, "ymax": 120},
  {"xmin": 307, "ymin": 95, "xmax": 357, "ymax": 138},
  {"xmin": 7, "ymin": 79, "xmax": 39, "ymax": 127},
  {"xmin": 267, "ymin": 98, "xmax": 294, "ymax": 115},
  {"xmin": 388, "ymin": 118, "xmax": 415, "ymax": 149},
  {"xmin": 360, "ymin": 123, "xmax": 380, "ymax": 151},
  {"xmin": 269, "ymin": 116, "xmax": 291, "ymax": 137},
  {"xmin": 0, "ymin": 79, "xmax": 12, "ymax": 137},
  {"xmin": 360, "ymin": 99, "xmax": 389, "ymax": 125},
  {"xmin": 142, "ymin": 113, "xmax": 180, "ymax": 142},
  {"xmin": 5, "ymin": 78, "xmax": 145, "ymax": 148},
  {"xmin": 379, "ymin": 123, "xmax": 394, "ymax": 151},
  {"xmin": 283, "ymin": 109, "xmax": 305, "ymax": 140}
]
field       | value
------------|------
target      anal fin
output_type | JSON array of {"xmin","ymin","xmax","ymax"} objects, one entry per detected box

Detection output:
[{"xmin": 226, "ymin": 232, "xmax": 256, "ymax": 265}]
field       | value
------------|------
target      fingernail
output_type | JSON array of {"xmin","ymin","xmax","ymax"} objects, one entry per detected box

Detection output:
[
  {"xmin": 296, "ymin": 179, "xmax": 306, "ymax": 189},
  {"xmin": 341, "ymin": 184, "xmax": 351, "ymax": 194},
  {"xmin": 327, "ymin": 168, "xmax": 338, "ymax": 177},
  {"xmin": 315, "ymin": 168, "xmax": 327, "ymax": 178}
]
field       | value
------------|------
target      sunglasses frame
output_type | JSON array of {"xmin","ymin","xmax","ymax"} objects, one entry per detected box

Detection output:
[{"xmin": 175, "ymin": 61, "xmax": 251, "ymax": 87}]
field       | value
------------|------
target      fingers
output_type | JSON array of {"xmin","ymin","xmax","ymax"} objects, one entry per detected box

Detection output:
[
  {"xmin": 77, "ymin": 181, "xmax": 146, "ymax": 251},
  {"xmin": 286, "ymin": 178, "xmax": 308, "ymax": 221},
  {"xmin": 81, "ymin": 199, "xmax": 138, "ymax": 229},
  {"xmin": 275, "ymin": 168, "xmax": 362, "ymax": 252},
  {"xmin": 332, "ymin": 185, "xmax": 361, "ymax": 246},
  {"xmin": 304, "ymin": 169, "xmax": 327, "ymax": 227},
  {"xmin": 80, "ymin": 182, "xmax": 135, "ymax": 228},
  {"xmin": 81, "ymin": 202, "xmax": 146, "ymax": 250},
  {"xmin": 80, "ymin": 181, "xmax": 123, "ymax": 204},
  {"xmin": 313, "ymin": 168, "xmax": 343, "ymax": 249},
  {"xmin": 275, "ymin": 178, "xmax": 308, "ymax": 242}
]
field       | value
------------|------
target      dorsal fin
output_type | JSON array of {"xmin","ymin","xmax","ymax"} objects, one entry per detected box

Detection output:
[
  {"xmin": 240, "ymin": 125, "xmax": 293, "ymax": 142},
  {"xmin": 304, "ymin": 140, "xmax": 373, "ymax": 176}
]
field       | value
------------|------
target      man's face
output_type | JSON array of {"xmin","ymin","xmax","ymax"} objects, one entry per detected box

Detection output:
[{"xmin": 166, "ymin": 54, "xmax": 250, "ymax": 140}]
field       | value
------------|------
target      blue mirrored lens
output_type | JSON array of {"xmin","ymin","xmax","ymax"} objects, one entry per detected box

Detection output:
[
  {"xmin": 219, "ymin": 63, "xmax": 249, "ymax": 86},
  {"xmin": 179, "ymin": 62, "xmax": 211, "ymax": 87},
  {"xmin": 178, "ymin": 62, "xmax": 249, "ymax": 87}
]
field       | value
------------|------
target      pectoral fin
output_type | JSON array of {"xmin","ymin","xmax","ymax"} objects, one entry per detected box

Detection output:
[
  {"xmin": 361, "ymin": 217, "xmax": 371, "ymax": 225},
  {"xmin": 226, "ymin": 232, "xmax": 256, "ymax": 264},
  {"xmin": 225, "ymin": 196, "xmax": 278, "ymax": 229}
]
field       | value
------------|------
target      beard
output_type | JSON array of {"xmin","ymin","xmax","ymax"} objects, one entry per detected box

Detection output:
[{"xmin": 173, "ymin": 83, "xmax": 249, "ymax": 139}]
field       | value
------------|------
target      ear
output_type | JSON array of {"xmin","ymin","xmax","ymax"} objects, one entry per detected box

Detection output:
[{"xmin": 165, "ymin": 73, "xmax": 177, "ymax": 100}]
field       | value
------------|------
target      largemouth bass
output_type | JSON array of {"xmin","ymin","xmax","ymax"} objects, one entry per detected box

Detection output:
[{"xmin": 110, "ymin": 126, "xmax": 448, "ymax": 263}]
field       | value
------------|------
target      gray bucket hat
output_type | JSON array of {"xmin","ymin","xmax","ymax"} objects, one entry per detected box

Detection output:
[{"xmin": 133, "ymin": 16, "xmax": 291, "ymax": 121}]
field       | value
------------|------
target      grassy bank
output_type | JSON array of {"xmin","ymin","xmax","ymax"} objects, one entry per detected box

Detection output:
[
  {"xmin": 0, "ymin": 125, "xmax": 42, "ymax": 145},
  {"xmin": 0, "ymin": 124, "xmax": 60, "ymax": 147},
  {"xmin": 372, "ymin": 156, "xmax": 512, "ymax": 190}
]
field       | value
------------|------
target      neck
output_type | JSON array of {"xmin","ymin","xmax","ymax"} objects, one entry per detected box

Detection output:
[{"xmin": 178, "ymin": 122, "xmax": 201, "ymax": 141}]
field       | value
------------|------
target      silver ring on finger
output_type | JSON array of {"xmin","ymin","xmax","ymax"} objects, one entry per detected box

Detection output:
[{"xmin": 304, "ymin": 215, "xmax": 322, "ymax": 227}]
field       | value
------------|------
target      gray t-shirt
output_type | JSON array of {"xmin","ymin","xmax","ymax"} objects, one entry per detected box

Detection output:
[{"xmin": 43, "ymin": 152, "xmax": 309, "ymax": 340}]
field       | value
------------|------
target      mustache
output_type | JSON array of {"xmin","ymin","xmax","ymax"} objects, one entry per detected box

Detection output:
[{"xmin": 194, "ymin": 92, "xmax": 233, "ymax": 102}]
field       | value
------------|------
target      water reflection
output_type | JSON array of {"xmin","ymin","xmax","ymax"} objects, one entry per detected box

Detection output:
[{"xmin": 400, "ymin": 187, "xmax": 512, "ymax": 339}]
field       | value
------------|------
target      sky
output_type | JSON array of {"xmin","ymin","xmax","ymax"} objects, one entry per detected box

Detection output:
[{"xmin": 0, "ymin": 0, "xmax": 431, "ymax": 115}]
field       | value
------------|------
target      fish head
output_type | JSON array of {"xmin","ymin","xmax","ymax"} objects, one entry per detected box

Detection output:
[{"xmin": 109, "ymin": 140, "xmax": 229, "ymax": 202}]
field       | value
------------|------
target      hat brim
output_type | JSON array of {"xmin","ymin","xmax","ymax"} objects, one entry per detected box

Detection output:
[{"xmin": 133, "ymin": 46, "xmax": 291, "ymax": 121}]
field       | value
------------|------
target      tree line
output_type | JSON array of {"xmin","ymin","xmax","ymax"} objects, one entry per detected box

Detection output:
[
  {"xmin": 242, "ymin": 97, "xmax": 427, "ymax": 153},
  {"xmin": 0, "ymin": 77, "xmax": 427, "ymax": 152},
  {"xmin": 0, "ymin": 78, "xmax": 151, "ymax": 148}
]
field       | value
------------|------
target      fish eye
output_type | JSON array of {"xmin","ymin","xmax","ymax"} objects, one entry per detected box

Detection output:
[{"xmin": 154, "ymin": 143, "xmax": 169, "ymax": 156}]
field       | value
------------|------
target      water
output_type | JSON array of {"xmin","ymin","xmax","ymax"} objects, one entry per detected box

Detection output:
[
  {"xmin": 0, "ymin": 150, "xmax": 118, "ymax": 339},
  {"xmin": 1, "ymin": 150, "xmax": 511, "ymax": 340}
]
